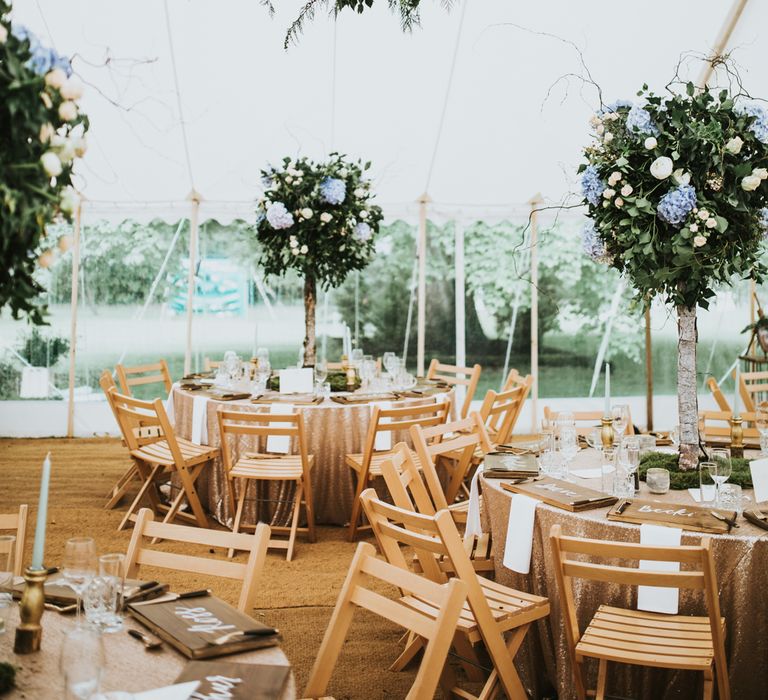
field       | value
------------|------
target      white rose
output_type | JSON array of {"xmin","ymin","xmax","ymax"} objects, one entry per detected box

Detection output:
[
  {"xmin": 359, "ymin": 210, "xmax": 369, "ymax": 219},
  {"xmin": 338, "ymin": 168, "xmax": 348, "ymax": 177},
  {"xmin": 300, "ymin": 244, "xmax": 308, "ymax": 254},
  {"xmin": 650, "ymin": 156, "xmax": 674, "ymax": 180},
  {"xmin": 60, "ymin": 187, "xmax": 78, "ymax": 214},
  {"xmin": 301, "ymin": 207, "xmax": 313, "ymax": 219},
  {"xmin": 607, "ymin": 112, "xmax": 620, "ymax": 122},
  {"xmin": 690, "ymin": 223, "xmax": 699, "ymax": 233},
  {"xmin": 753, "ymin": 167, "xmax": 768, "ymax": 180},
  {"xmin": 673, "ymin": 169, "xmax": 691, "ymax": 186},
  {"xmin": 354, "ymin": 188, "xmax": 366, "ymax": 198},
  {"xmin": 602, "ymin": 201, "xmax": 609, "ymax": 208},
  {"xmin": 39, "ymin": 123, "xmax": 54, "ymax": 143},
  {"xmin": 698, "ymin": 209, "xmax": 710, "ymax": 220},
  {"xmin": 595, "ymin": 124, "xmax": 605, "ymax": 135},
  {"xmin": 284, "ymin": 176, "xmax": 293, "ymax": 184},
  {"xmin": 589, "ymin": 114, "xmax": 601, "ymax": 127},
  {"xmin": 295, "ymin": 169, "xmax": 303, "ymax": 177},
  {"xmin": 60, "ymin": 77, "xmax": 84, "ymax": 101},
  {"xmin": 291, "ymin": 248, "xmax": 300, "ymax": 256},
  {"xmin": 40, "ymin": 151, "xmax": 62, "ymax": 177},
  {"xmin": 614, "ymin": 197, "xmax": 624, "ymax": 208},
  {"xmin": 0, "ymin": 24, "xmax": 7, "ymax": 44},
  {"xmin": 40, "ymin": 91, "xmax": 52, "ymax": 109},
  {"xmin": 289, "ymin": 237, "xmax": 298, "ymax": 248},
  {"xmin": 45, "ymin": 68, "xmax": 67, "ymax": 89},
  {"xmin": 742, "ymin": 174, "xmax": 761, "ymax": 191},
  {"xmin": 320, "ymin": 212, "xmax": 333, "ymax": 223},
  {"xmin": 603, "ymin": 131, "xmax": 614, "ymax": 143},
  {"xmin": 693, "ymin": 235, "xmax": 707, "ymax": 247},
  {"xmin": 58, "ymin": 100, "xmax": 77, "ymax": 121},
  {"xmin": 725, "ymin": 136, "xmax": 744, "ymax": 155},
  {"xmin": 620, "ymin": 184, "xmax": 633, "ymax": 197},
  {"xmin": 57, "ymin": 138, "xmax": 76, "ymax": 164},
  {"xmin": 608, "ymin": 171, "xmax": 622, "ymax": 186},
  {"xmin": 38, "ymin": 249, "xmax": 55, "ymax": 269},
  {"xmin": 602, "ymin": 188, "xmax": 616, "ymax": 199},
  {"xmin": 705, "ymin": 217, "xmax": 718, "ymax": 229},
  {"xmin": 72, "ymin": 136, "xmax": 87, "ymax": 158},
  {"xmin": 644, "ymin": 136, "xmax": 657, "ymax": 150}
]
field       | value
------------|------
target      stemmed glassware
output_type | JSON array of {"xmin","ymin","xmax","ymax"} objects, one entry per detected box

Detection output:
[
  {"xmin": 359, "ymin": 359, "xmax": 378, "ymax": 390},
  {"xmin": 63, "ymin": 537, "xmax": 97, "ymax": 626},
  {"xmin": 619, "ymin": 436, "xmax": 640, "ymax": 488},
  {"xmin": 757, "ymin": 402, "xmax": 768, "ymax": 454},
  {"xmin": 559, "ymin": 425, "xmax": 579, "ymax": 479},
  {"xmin": 383, "ymin": 352, "xmax": 397, "ymax": 376},
  {"xmin": 707, "ymin": 447, "xmax": 733, "ymax": 507},
  {"xmin": 612, "ymin": 405, "xmax": 630, "ymax": 442},
  {"xmin": 314, "ymin": 359, "xmax": 328, "ymax": 388}
]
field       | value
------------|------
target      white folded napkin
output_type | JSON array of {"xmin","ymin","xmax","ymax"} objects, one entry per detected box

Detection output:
[
  {"xmin": 750, "ymin": 457, "xmax": 768, "ymax": 503},
  {"xmin": 190, "ymin": 395, "xmax": 209, "ymax": 445},
  {"xmin": 373, "ymin": 401, "xmax": 392, "ymax": 451},
  {"xmin": 164, "ymin": 386, "xmax": 176, "ymax": 423},
  {"xmin": 570, "ymin": 467, "xmax": 604, "ymax": 479},
  {"xmin": 279, "ymin": 367, "xmax": 313, "ymax": 394},
  {"xmin": 688, "ymin": 485, "xmax": 716, "ymax": 503},
  {"xmin": 133, "ymin": 681, "xmax": 200, "ymax": 700},
  {"xmin": 266, "ymin": 403, "xmax": 294, "ymax": 454},
  {"xmin": 464, "ymin": 463, "xmax": 485, "ymax": 542},
  {"xmin": 637, "ymin": 523, "xmax": 681, "ymax": 615},
  {"xmin": 502, "ymin": 494, "xmax": 538, "ymax": 574}
]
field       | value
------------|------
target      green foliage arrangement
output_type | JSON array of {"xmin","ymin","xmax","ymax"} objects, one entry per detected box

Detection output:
[
  {"xmin": 639, "ymin": 451, "xmax": 752, "ymax": 490},
  {"xmin": 267, "ymin": 371, "xmax": 359, "ymax": 393},
  {"xmin": 18, "ymin": 326, "xmax": 69, "ymax": 366},
  {"xmin": 0, "ymin": 2, "xmax": 89, "ymax": 324}
]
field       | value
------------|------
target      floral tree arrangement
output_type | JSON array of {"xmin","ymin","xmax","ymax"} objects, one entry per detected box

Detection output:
[
  {"xmin": 0, "ymin": 1, "xmax": 89, "ymax": 325},
  {"xmin": 580, "ymin": 83, "xmax": 768, "ymax": 470},
  {"xmin": 255, "ymin": 153, "xmax": 383, "ymax": 365}
]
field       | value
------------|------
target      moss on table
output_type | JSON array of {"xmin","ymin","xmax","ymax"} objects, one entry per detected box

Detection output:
[{"xmin": 639, "ymin": 452, "xmax": 753, "ymax": 490}]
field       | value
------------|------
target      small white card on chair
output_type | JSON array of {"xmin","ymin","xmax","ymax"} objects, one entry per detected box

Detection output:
[{"xmin": 279, "ymin": 368, "xmax": 313, "ymax": 394}]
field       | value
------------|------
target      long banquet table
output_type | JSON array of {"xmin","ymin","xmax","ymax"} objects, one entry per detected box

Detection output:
[{"xmin": 481, "ymin": 448, "xmax": 768, "ymax": 700}]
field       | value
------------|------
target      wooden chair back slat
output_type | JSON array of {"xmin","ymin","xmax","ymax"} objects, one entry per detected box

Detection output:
[
  {"xmin": 699, "ymin": 409, "xmax": 759, "ymax": 441},
  {"xmin": 0, "ymin": 504, "xmax": 28, "ymax": 576},
  {"xmin": 480, "ymin": 375, "xmax": 531, "ymax": 443},
  {"xmin": 706, "ymin": 377, "xmax": 732, "ymax": 412},
  {"xmin": 426, "ymin": 358, "xmax": 482, "ymax": 419},
  {"xmin": 380, "ymin": 443, "xmax": 439, "ymax": 516},
  {"xmin": 734, "ymin": 368, "xmax": 768, "ymax": 412},
  {"xmin": 543, "ymin": 406, "xmax": 637, "ymax": 436},
  {"xmin": 115, "ymin": 359, "xmax": 173, "ymax": 397}
]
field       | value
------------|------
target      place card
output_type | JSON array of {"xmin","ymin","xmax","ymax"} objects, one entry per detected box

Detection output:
[
  {"xmin": 607, "ymin": 498, "xmax": 737, "ymax": 534},
  {"xmin": 278, "ymin": 368, "xmax": 313, "ymax": 394},
  {"xmin": 749, "ymin": 457, "xmax": 768, "ymax": 503},
  {"xmin": 128, "ymin": 595, "xmax": 280, "ymax": 659},
  {"xmin": 175, "ymin": 660, "xmax": 290, "ymax": 700},
  {"xmin": 501, "ymin": 476, "xmax": 616, "ymax": 512}
]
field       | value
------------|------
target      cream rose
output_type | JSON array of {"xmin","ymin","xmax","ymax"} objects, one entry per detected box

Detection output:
[
  {"xmin": 705, "ymin": 217, "xmax": 718, "ymax": 229},
  {"xmin": 0, "ymin": 24, "xmax": 7, "ymax": 44},
  {"xmin": 693, "ymin": 235, "xmax": 707, "ymax": 247},
  {"xmin": 58, "ymin": 101, "xmax": 77, "ymax": 121},
  {"xmin": 620, "ymin": 184, "xmax": 633, "ymax": 197},
  {"xmin": 603, "ymin": 131, "xmax": 614, "ymax": 143},
  {"xmin": 45, "ymin": 68, "xmax": 67, "ymax": 89},
  {"xmin": 753, "ymin": 167, "xmax": 768, "ymax": 180},
  {"xmin": 300, "ymin": 208, "xmax": 313, "ymax": 219},
  {"xmin": 689, "ymin": 223, "xmax": 699, "ymax": 233},
  {"xmin": 673, "ymin": 169, "xmax": 691, "ymax": 186},
  {"xmin": 725, "ymin": 136, "xmax": 744, "ymax": 155},
  {"xmin": 300, "ymin": 244, "xmax": 309, "ymax": 254},
  {"xmin": 644, "ymin": 136, "xmax": 657, "ymax": 150},
  {"xmin": 650, "ymin": 156, "xmax": 673, "ymax": 180},
  {"xmin": 602, "ymin": 188, "xmax": 616, "ymax": 199},
  {"xmin": 39, "ymin": 123, "xmax": 54, "ymax": 143},
  {"xmin": 614, "ymin": 197, "xmax": 624, "ymax": 208},
  {"xmin": 41, "ymin": 151, "xmax": 62, "ymax": 177},
  {"xmin": 742, "ymin": 175, "xmax": 761, "ymax": 191},
  {"xmin": 320, "ymin": 212, "xmax": 333, "ymax": 223}
]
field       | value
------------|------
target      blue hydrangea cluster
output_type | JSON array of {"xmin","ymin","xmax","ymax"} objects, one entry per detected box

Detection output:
[
  {"xmin": 353, "ymin": 222, "xmax": 372, "ymax": 242},
  {"xmin": 625, "ymin": 105, "xmax": 659, "ymax": 137},
  {"xmin": 657, "ymin": 185, "xmax": 697, "ymax": 226},
  {"xmin": 266, "ymin": 202, "xmax": 294, "ymax": 230},
  {"xmin": 599, "ymin": 99, "xmax": 633, "ymax": 115},
  {"xmin": 320, "ymin": 177, "xmax": 346, "ymax": 205},
  {"xmin": 12, "ymin": 25, "xmax": 71, "ymax": 76},
  {"xmin": 581, "ymin": 165, "xmax": 605, "ymax": 206},
  {"xmin": 581, "ymin": 221, "xmax": 607, "ymax": 262},
  {"xmin": 735, "ymin": 100, "xmax": 768, "ymax": 144}
]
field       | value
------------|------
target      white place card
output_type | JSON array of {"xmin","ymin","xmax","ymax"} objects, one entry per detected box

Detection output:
[
  {"xmin": 637, "ymin": 523, "xmax": 681, "ymax": 615},
  {"xmin": 134, "ymin": 681, "xmax": 200, "ymax": 700},
  {"xmin": 190, "ymin": 395, "xmax": 209, "ymax": 445},
  {"xmin": 279, "ymin": 368, "xmax": 313, "ymax": 394},
  {"xmin": 750, "ymin": 457, "xmax": 768, "ymax": 503},
  {"xmin": 502, "ymin": 494, "xmax": 538, "ymax": 574},
  {"xmin": 266, "ymin": 403, "xmax": 294, "ymax": 454}
]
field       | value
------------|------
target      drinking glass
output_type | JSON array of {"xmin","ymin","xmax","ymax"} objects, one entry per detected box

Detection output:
[
  {"xmin": 553, "ymin": 411, "xmax": 574, "ymax": 439},
  {"xmin": 63, "ymin": 537, "xmax": 97, "ymax": 625},
  {"xmin": 600, "ymin": 448, "xmax": 617, "ymax": 494},
  {"xmin": 718, "ymin": 483, "xmax": 743, "ymax": 515},
  {"xmin": 708, "ymin": 448, "xmax": 732, "ymax": 506},
  {"xmin": 98, "ymin": 553, "xmax": 125, "ymax": 632},
  {"xmin": 383, "ymin": 352, "xmax": 397, "ymax": 376},
  {"xmin": 350, "ymin": 348, "xmax": 364, "ymax": 369},
  {"xmin": 60, "ymin": 625, "xmax": 105, "ymax": 699},
  {"xmin": 255, "ymin": 347, "xmax": 270, "ymax": 365},
  {"xmin": 757, "ymin": 402, "xmax": 768, "ymax": 454},
  {"xmin": 619, "ymin": 436, "xmax": 640, "ymax": 493},
  {"xmin": 254, "ymin": 360, "xmax": 271, "ymax": 392},
  {"xmin": 0, "ymin": 592, "xmax": 12, "ymax": 636},
  {"xmin": 0, "ymin": 535, "xmax": 15, "ymax": 592},
  {"xmin": 612, "ymin": 405, "xmax": 630, "ymax": 441},
  {"xmin": 360, "ymin": 359, "xmax": 377, "ymax": 390},
  {"xmin": 699, "ymin": 461, "xmax": 717, "ymax": 505},
  {"xmin": 314, "ymin": 359, "xmax": 328, "ymax": 387},
  {"xmin": 559, "ymin": 426, "xmax": 579, "ymax": 479}
]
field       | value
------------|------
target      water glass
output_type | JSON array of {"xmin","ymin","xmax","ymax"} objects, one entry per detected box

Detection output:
[
  {"xmin": 717, "ymin": 483, "xmax": 743, "ymax": 514},
  {"xmin": 600, "ymin": 448, "xmax": 617, "ymax": 494},
  {"xmin": 708, "ymin": 447, "xmax": 732, "ymax": 503},
  {"xmin": 0, "ymin": 535, "xmax": 15, "ymax": 591},
  {"xmin": 699, "ymin": 461, "xmax": 717, "ymax": 505},
  {"xmin": 314, "ymin": 359, "xmax": 328, "ymax": 386},
  {"xmin": 94, "ymin": 553, "xmax": 125, "ymax": 632},
  {"xmin": 559, "ymin": 426, "xmax": 578, "ymax": 478},
  {"xmin": 0, "ymin": 592, "xmax": 12, "ymax": 635},
  {"xmin": 60, "ymin": 625, "xmax": 105, "ymax": 699},
  {"xmin": 613, "ymin": 466, "xmax": 634, "ymax": 499},
  {"xmin": 383, "ymin": 352, "xmax": 398, "ymax": 376}
]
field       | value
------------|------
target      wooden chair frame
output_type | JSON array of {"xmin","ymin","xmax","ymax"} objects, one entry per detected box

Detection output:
[
  {"xmin": 115, "ymin": 359, "xmax": 173, "ymax": 398},
  {"xmin": 217, "ymin": 408, "xmax": 316, "ymax": 561},
  {"xmin": 699, "ymin": 409, "xmax": 759, "ymax": 446},
  {"xmin": 706, "ymin": 377, "xmax": 731, "ymax": 412},
  {"xmin": 550, "ymin": 524, "xmax": 729, "ymax": 700},
  {"xmin": 478, "ymin": 376, "xmax": 532, "ymax": 445},
  {"xmin": 426, "ymin": 358, "xmax": 482, "ymax": 419},
  {"xmin": 543, "ymin": 406, "xmax": 636, "ymax": 437},
  {"xmin": 303, "ymin": 541, "xmax": 468, "ymax": 700},
  {"xmin": 0, "ymin": 504, "xmax": 28, "ymax": 576},
  {"xmin": 501, "ymin": 368, "xmax": 529, "ymax": 392},
  {"xmin": 733, "ymin": 367, "xmax": 768, "ymax": 413},
  {"xmin": 125, "ymin": 508, "xmax": 269, "ymax": 613}
]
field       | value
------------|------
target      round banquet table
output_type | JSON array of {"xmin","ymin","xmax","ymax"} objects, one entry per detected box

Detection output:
[
  {"xmin": 480, "ymin": 448, "xmax": 768, "ymax": 700},
  {"xmin": 0, "ymin": 606, "xmax": 294, "ymax": 699},
  {"xmin": 169, "ymin": 384, "xmax": 450, "ymax": 528}
]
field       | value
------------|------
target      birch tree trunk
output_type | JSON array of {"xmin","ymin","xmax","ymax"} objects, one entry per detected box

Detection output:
[
  {"xmin": 303, "ymin": 273, "xmax": 317, "ymax": 367},
  {"xmin": 677, "ymin": 304, "xmax": 699, "ymax": 470}
]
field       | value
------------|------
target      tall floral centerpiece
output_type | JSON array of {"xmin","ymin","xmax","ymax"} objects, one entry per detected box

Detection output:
[
  {"xmin": 580, "ymin": 84, "xmax": 768, "ymax": 470},
  {"xmin": 255, "ymin": 153, "xmax": 383, "ymax": 366},
  {"xmin": 0, "ymin": 2, "xmax": 89, "ymax": 324}
]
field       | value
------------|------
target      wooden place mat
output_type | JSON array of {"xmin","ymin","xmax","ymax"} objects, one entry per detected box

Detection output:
[
  {"xmin": 12, "ymin": 576, "xmax": 149, "ymax": 607},
  {"xmin": 175, "ymin": 660, "xmax": 290, "ymax": 699},
  {"xmin": 251, "ymin": 393, "xmax": 322, "ymax": 405},
  {"xmin": 208, "ymin": 391, "xmax": 252, "ymax": 401},
  {"xmin": 607, "ymin": 498, "xmax": 738, "ymax": 534},
  {"xmin": 331, "ymin": 393, "xmax": 398, "ymax": 404},
  {"xmin": 129, "ymin": 595, "xmax": 280, "ymax": 659},
  {"xmin": 484, "ymin": 452, "xmax": 538, "ymax": 475},
  {"xmin": 744, "ymin": 508, "xmax": 768, "ymax": 531},
  {"xmin": 495, "ymin": 439, "xmax": 547, "ymax": 456},
  {"xmin": 501, "ymin": 476, "xmax": 617, "ymax": 512}
]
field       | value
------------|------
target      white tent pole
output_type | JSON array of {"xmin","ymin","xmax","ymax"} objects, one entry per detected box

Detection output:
[
  {"xmin": 66, "ymin": 197, "xmax": 83, "ymax": 438},
  {"xmin": 402, "ymin": 256, "xmax": 418, "ymax": 364},
  {"xmin": 587, "ymin": 277, "xmax": 627, "ymax": 397},
  {"xmin": 417, "ymin": 193, "xmax": 430, "ymax": 377},
  {"xmin": 697, "ymin": 0, "xmax": 750, "ymax": 88},
  {"xmin": 454, "ymin": 220, "xmax": 466, "ymax": 408},
  {"xmin": 184, "ymin": 190, "xmax": 201, "ymax": 376},
  {"xmin": 528, "ymin": 194, "xmax": 543, "ymax": 433}
]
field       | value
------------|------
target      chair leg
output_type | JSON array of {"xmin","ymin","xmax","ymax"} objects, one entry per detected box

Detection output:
[
  {"xmin": 595, "ymin": 659, "xmax": 608, "ymax": 700},
  {"xmin": 104, "ymin": 463, "xmax": 139, "ymax": 509},
  {"xmin": 703, "ymin": 677, "xmax": 714, "ymax": 700},
  {"xmin": 477, "ymin": 623, "xmax": 529, "ymax": 700},
  {"xmin": 228, "ymin": 479, "xmax": 248, "ymax": 559},
  {"xmin": 286, "ymin": 482, "xmax": 303, "ymax": 561},
  {"xmin": 452, "ymin": 633, "xmax": 486, "ymax": 683},
  {"xmin": 303, "ymin": 472, "xmax": 316, "ymax": 543},
  {"xmin": 118, "ymin": 463, "xmax": 161, "ymax": 531},
  {"xmin": 347, "ymin": 472, "xmax": 367, "ymax": 542},
  {"xmin": 389, "ymin": 632, "xmax": 424, "ymax": 672},
  {"xmin": 176, "ymin": 462, "xmax": 209, "ymax": 528}
]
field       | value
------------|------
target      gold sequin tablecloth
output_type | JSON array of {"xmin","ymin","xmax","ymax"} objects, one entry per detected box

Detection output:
[
  {"xmin": 481, "ymin": 449, "xmax": 768, "ymax": 700},
  {"xmin": 0, "ymin": 606, "xmax": 294, "ymax": 698}
]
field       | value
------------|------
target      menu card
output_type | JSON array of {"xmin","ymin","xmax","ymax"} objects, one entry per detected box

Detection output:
[
  {"xmin": 128, "ymin": 596, "xmax": 280, "ymax": 659},
  {"xmin": 607, "ymin": 498, "xmax": 738, "ymax": 534},
  {"xmin": 175, "ymin": 660, "xmax": 290, "ymax": 700},
  {"xmin": 501, "ymin": 476, "xmax": 616, "ymax": 512}
]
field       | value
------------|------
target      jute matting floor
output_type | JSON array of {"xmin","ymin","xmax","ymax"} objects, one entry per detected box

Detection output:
[{"xmin": 0, "ymin": 437, "xmax": 432, "ymax": 699}]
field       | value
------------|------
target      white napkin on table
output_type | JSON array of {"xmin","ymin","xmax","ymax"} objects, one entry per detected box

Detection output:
[
  {"xmin": 373, "ymin": 401, "xmax": 393, "ymax": 451},
  {"xmin": 464, "ymin": 463, "xmax": 485, "ymax": 542},
  {"xmin": 637, "ymin": 523, "xmax": 681, "ymax": 615},
  {"xmin": 502, "ymin": 494, "xmax": 538, "ymax": 574},
  {"xmin": 190, "ymin": 394, "xmax": 209, "ymax": 445},
  {"xmin": 164, "ymin": 385, "xmax": 176, "ymax": 423},
  {"xmin": 266, "ymin": 403, "xmax": 294, "ymax": 454},
  {"xmin": 688, "ymin": 486, "xmax": 716, "ymax": 503},
  {"xmin": 133, "ymin": 681, "xmax": 200, "ymax": 700},
  {"xmin": 749, "ymin": 457, "xmax": 768, "ymax": 503},
  {"xmin": 570, "ymin": 467, "xmax": 604, "ymax": 479}
]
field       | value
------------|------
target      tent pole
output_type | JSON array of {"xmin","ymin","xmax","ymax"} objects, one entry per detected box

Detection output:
[
  {"xmin": 697, "ymin": 0, "xmax": 750, "ymax": 88},
  {"xmin": 66, "ymin": 197, "xmax": 83, "ymax": 438},
  {"xmin": 454, "ymin": 219, "xmax": 466, "ymax": 407},
  {"xmin": 184, "ymin": 190, "xmax": 201, "ymax": 376},
  {"xmin": 528, "ymin": 194, "xmax": 543, "ymax": 433},
  {"xmin": 416, "ymin": 193, "xmax": 430, "ymax": 376},
  {"xmin": 645, "ymin": 307, "xmax": 654, "ymax": 432}
]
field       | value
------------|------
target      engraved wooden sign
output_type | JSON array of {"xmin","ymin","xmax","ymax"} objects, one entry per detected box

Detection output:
[
  {"xmin": 175, "ymin": 660, "xmax": 290, "ymax": 699},
  {"xmin": 607, "ymin": 498, "xmax": 738, "ymax": 533},
  {"xmin": 501, "ymin": 476, "xmax": 617, "ymax": 512}
]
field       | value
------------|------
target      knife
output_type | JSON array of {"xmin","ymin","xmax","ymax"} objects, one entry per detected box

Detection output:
[
  {"xmin": 571, "ymin": 496, "xmax": 611, "ymax": 506},
  {"xmin": 208, "ymin": 627, "xmax": 279, "ymax": 646},
  {"xmin": 710, "ymin": 510, "xmax": 739, "ymax": 529},
  {"xmin": 123, "ymin": 583, "xmax": 169, "ymax": 607},
  {"xmin": 176, "ymin": 589, "xmax": 211, "ymax": 600}
]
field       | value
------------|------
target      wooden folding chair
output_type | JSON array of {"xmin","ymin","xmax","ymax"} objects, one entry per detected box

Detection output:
[
  {"xmin": 543, "ymin": 406, "xmax": 637, "ymax": 437},
  {"xmin": 345, "ymin": 398, "xmax": 451, "ymax": 541},
  {"xmin": 426, "ymin": 358, "xmax": 482, "ymax": 419},
  {"xmin": 698, "ymin": 409, "xmax": 759, "ymax": 447},
  {"xmin": 501, "ymin": 368, "xmax": 529, "ymax": 392},
  {"xmin": 217, "ymin": 407, "xmax": 316, "ymax": 561},
  {"xmin": 0, "ymin": 504, "xmax": 28, "ymax": 576},
  {"xmin": 303, "ymin": 541, "xmax": 468, "ymax": 700},
  {"xmin": 733, "ymin": 367, "xmax": 768, "ymax": 413},
  {"xmin": 706, "ymin": 377, "xmax": 731, "ymax": 412},
  {"xmin": 550, "ymin": 524, "xmax": 730, "ymax": 700},
  {"xmin": 203, "ymin": 357, "xmax": 222, "ymax": 372},
  {"xmin": 478, "ymin": 376, "xmax": 532, "ymax": 445},
  {"xmin": 125, "ymin": 508, "xmax": 270, "ymax": 613},
  {"xmin": 109, "ymin": 388, "xmax": 216, "ymax": 530},
  {"xmin": 361, "ymin": 490, "xmax": 550, "ymax": 700},
  {"xmin": 115, "ymin": 359, "xmax": 173, "ymax": 398}
]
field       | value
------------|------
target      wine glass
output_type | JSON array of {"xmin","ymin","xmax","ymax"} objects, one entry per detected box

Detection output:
[
  {"xmin": 254, "ymin": 359, "xmax": 271, "ymax": 392},
  {"xmin": 612, "ymin": 405, "xmax": 630, "ymax": 441},
  {"xmin": 383, "ymin": 352, "xmax": 397, "ymax": 376},
  {"xmin": 554, "ymin": 411, "xmax": 574, "ymax": 439},
  {"xmin": 63, "ymin": 537, "xmax": 97, "ymax": 625},
  {"xmin": 60, "ymin": 625, "xmax": 105, "ymax": 699},
  {"xmin": 708, "ymin": 447, "xmax": 733, "ymax": 506},
  {"xmin": 559, "ymin": 426, "xmax": 579, "ymax": 479},
  {"xmin": 360, "ymin": 359, "xmax": 377, "ymax": 390},
  {"xmin": 620, "ymin": 436, "xmax": 640, "ymax": 476},
  {"xmin": 757, "ymin": 402, "xmax": 768, "ymax": 454},
  {"xmin": 314, "ymin": 359, "xmax": 328, "ymax": 388},
  {"xmin": 0, "ymin": 535, "xmax": 14, "ymax": 592},
  {"xmin": 350, "ymin": 348, "xmax": 364, "ymax": 370}
]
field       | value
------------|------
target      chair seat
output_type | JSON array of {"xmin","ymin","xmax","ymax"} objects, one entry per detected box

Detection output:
[
  {"xmin": 576, "ymin": 605, "xmax": 723, "ymax": 671},
  {"xmin": 131, "ymin": 438, "xmax": 218, "ymax": 467},
  {"xmin": 346, "ymin": 449, "xmax": 420, "ymax": 476},
  {"xmin": 231, "ymin": 455, "xmax": 314, "ymax": 480}
]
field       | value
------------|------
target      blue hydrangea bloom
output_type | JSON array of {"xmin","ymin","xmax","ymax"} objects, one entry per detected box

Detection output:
[
  {"xmin": 657, "ymin": 185, "xmax": 697, "ymax": 226},
  {"xmin": 625, "ymin": 105, "xmax": 659, "ymax": 137},
  {"xmin": 12, "ymin": 25, "xmax": 71, "ymax": 76},
  {"xmin": 353, "ymin": 222, "xmax": 372, "ymax": 242},
  {"xmin": 599, "ymin": 99, "xmax": 633, "ymax": 115},
  {"xmin": 735, "ymin": 100, "xmax": 768, "ymax": 144},
  {"xmin": 265, "ymin": 202, "xmax": 294, "ymax": 230},
  {"xmin": 581, "ymin": 166, "xmax": 605, "ymax": 206},
  {"xmin": 581, "ymin": 221, "xmax": 607, "ymax": 262},
  {"xmin": 320, "ymin": 177, "xmax": 346, "ymax": 205}
]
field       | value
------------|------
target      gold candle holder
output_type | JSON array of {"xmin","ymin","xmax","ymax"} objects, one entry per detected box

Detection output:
[
  {"xmin": 13, "ymin": 566, "xmax": 47, "ymax": 654},
  {"xmin": 601, "ymin": 416, "xmax": 615, "ymax": 449},
  {"xmin": 730, "ymin": 415, "xmax": 744, "ymax": 459}
]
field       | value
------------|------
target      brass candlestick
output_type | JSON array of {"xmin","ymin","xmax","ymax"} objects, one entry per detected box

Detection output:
[
  {"xmin": 13, "ymin": 567, "xmax": 47, "ymax": 654},
  {"xmin": 601, "ymin": 416, "xmax": 615, "ymax": 448},
  {"xmin": 730, "ymin": 415, "xmax": 744, "ymax": 459}
]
